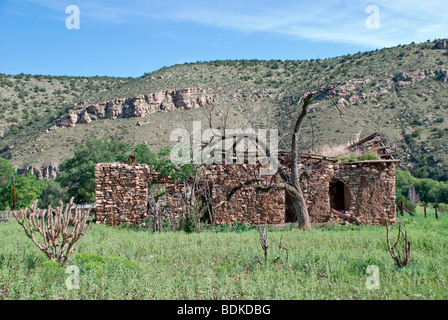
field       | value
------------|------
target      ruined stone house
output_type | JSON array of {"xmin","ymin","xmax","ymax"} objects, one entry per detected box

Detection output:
[{"xmin": 94, "ymin": 133, "xmax": 399, "ymax": 226}]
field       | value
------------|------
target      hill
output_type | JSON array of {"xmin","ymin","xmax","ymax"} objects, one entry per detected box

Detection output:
[{"xmin": 1, "ymin": 39, "xmax": 447, "ymax": 181}]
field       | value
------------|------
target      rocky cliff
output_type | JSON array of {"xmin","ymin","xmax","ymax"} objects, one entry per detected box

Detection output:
[
  {"xmin": 16, "ymin": 164, "xmax": 59, "ymax": 179},
  {"xmin": 57, "ymin": 88, "xmax": 214, "ymax": 128},
  {"xmin": 307, "ymin": 68, "xmax": 448, "ymax": 113}
]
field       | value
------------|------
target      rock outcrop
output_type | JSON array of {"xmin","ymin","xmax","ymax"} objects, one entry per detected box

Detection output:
[
  {"xmin": 58, "ymin": 88, "xmax": 214, "ymax": 128},
  {"xmin": 16, "ymin": 164, "xmax": 59, "ymax": 179},
  {"xmin": 0, "ymin": 145, "xmax": 13, "ymax": 155},
  {"xmin": 393, "ymin": 72, "xmax": 416, "ymax": 87},
  {"xmin": 317, "ymin": 69, "xmax": 448, "ymax": 109},
  {"xmin": 432, "ymin": 40, "xmax": 448, "ymax": 50}
]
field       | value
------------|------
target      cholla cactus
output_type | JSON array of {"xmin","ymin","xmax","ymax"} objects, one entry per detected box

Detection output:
[
  {"xmin": 14, "ymin": 198, "xmax": 91, "ymax": 267},
  {"xmin": 386, "ymin": 222, "xmax": 411, "ymax": 267}
]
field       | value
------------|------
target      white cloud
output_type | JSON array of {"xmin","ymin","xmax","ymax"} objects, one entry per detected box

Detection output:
[{"xmin": 25, "ymin": 0, "xmax": 448, "ymax": 48}]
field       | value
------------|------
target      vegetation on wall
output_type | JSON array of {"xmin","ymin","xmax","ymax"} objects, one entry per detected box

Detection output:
[{"xmin": 337, "ymin": 151, "xmax": 381, "ymax": 163}]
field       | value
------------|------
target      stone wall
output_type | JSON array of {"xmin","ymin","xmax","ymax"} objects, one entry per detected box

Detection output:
[
  {"xmin": 300, "ymin": 161, "xmax": 335, "ymax": 223},
  {"xmin": 94, "ymin": 162, "xmax": 153, "ymax": 225},
  {"xmin": 94, "ymin": 159, "xmax": 397, "ymax": 226},
  {"xmin": 204, "ymin": 164, "xmax": 285, "ymax": 225},
  {"xmin": 283, "ymin": 160, "xmax": 397, "ymax": 225},
  {"xmin": 332, "ymin": 161, "xmax": 397, "ymax": 225}
]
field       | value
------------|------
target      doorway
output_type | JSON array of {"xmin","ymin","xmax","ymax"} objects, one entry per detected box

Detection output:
[{"xmin": 329, "ymin": 180, "xmax": 349, "ymax": 212}]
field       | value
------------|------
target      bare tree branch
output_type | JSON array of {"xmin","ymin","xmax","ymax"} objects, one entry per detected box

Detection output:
[{"xmin": 14, "ymin": 198, "xmax": 91, "ymax": 267}]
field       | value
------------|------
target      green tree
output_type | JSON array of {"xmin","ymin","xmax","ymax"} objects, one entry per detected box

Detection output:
[
  {"xmin": 395, "ymin": 188, "xmax": 416, "ymax": 214},
  {"xmin": 38, "ymin": 179, "xmax": 67, "ymax": 208},
  {"xmin": 439, "ymin": 185, "xmax": 448, "ymax": 203},
  {"xmin": 56, "ymin": 139, "xmax": 132, "ymax": 204},
  {"xmin": 134, "ymin": 144, "xmax": 195, "ymax": 181},
  {"xmin": 133, "ymin": 143, "xmax": 158, "ymax": 166},
  {"xmin": 396, "ymin": 169, "xmax": 448, "ymax": 216},
  {"xmin": 0, "ymin": 158, "xmax": 15, "ymax": 186},
  {"xmin": 416, "ymin": 178, "xmax": 440, "ymax": 217},
  {"xmin": 396, "ymin": 169, "xmax": 416, "ymax": 196},
  {"xmin": 0, "ymin": 173, "xmax": 44, "ymax": 210}
]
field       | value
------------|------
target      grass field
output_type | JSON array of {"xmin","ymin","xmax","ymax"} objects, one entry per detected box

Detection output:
[{"xmin": 0, "ymin": 207, "xmax": 446, "ymax": 300}]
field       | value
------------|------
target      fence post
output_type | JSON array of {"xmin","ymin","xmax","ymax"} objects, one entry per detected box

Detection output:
[
  {"xmin": 435, "ymin": 200, "xmax": 439, "ymax": 220},
  {"xmin": 12, "ymin": 175, "xmax": 16, "ymax": 211}
]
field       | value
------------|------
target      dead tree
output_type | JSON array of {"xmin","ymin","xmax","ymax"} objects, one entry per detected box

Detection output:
[
  {"xmin": 386, "ymin": 221, "xmax": 411, "ymax": 267},
  {"xmin": 407, "ymin": 187, "xmax": 420, "ymax": 206},
  {"xmin": 14, "ymin": 198, "xmax": 91, "ymax": 267},
  {"xmin": 256, "ymin": 220, "xmax": 269, "ymax": 264},
  {"xmin": 422, "ymin": 201, "xmax": 428, "ymax": 218},
  {"xmin": 207, "ymin": 84, "xmax": 343, "ymax": 230},
  {"xmin": 170, "ymin": 120, "xmax": 217, "ymax": 231},
  {"xmin": 400, "ymin": 200, "xmax": 414, "ymax": 217},
  {"xmin": 256, "ymin": 221, "xmax": 289, "ymax": 265},
  {"xmin": 178, "ymin": 171, "xmax": 212, "ymax": 233},
  {"xmin": 277, "ymin": 234, "xmax": 288, "ymax": 262},
  {"xmin": 148, "ymin": 188, "xmax": 163, "ymax": 232}
]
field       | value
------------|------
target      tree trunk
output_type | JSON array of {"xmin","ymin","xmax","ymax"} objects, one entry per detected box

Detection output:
[
  {"xmin": 12, "ymin": 175, "xmax": 16, "ymax": 210},
  {"xmin": 287, "ymin": 186, "xmax": 312, "ymax": 230},
  {"xmin": 435, "ymin": 201, "xmax": 439, "ymax": 220},
  {"xmin": 221, "ymin": 85, "xmax": 339, "ymax": 232},
  {"xmin": 289, "ymin": 92, "xmax": 314, "ymax": 230}
]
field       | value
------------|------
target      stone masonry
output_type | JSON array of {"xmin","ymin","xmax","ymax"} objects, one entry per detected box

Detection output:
[
  {"xmin": 204, "ymin": 164, "xmax": 286, "ymax": 225},
  {"xmin": 94, "ymin": 162, "xmax": 153, "ymax": 225},
  {"xmin": 94, "ymin": 158, "xmax": 398, "ymax": 226},
  {"xmin": 332, "ymin": 161, "xmax": 397, "ymax": 225}
]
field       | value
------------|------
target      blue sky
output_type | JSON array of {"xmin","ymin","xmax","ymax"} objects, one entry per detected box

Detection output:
[{"xmin": 1, "ymin": 0, "xmax": 447, "ymax": 77}]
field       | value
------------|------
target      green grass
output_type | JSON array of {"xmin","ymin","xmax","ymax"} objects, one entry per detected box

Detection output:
[
  {"xmin": 0, "ymin": 207, "xmax": 447, "ymax": 300},
  {"xmin": 338, "ymin": 151, "xmax": 381, "ymax": 163}
]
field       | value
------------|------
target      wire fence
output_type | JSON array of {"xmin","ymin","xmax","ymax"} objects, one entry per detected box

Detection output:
[{"xmin": 0, "ymin": 211, "xmax": 16, "ymax": 222}]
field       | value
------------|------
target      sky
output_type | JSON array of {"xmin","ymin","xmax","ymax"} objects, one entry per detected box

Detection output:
[{"xmin": 0, "ymin": 0, "xmax": 447, "ymax": 77}]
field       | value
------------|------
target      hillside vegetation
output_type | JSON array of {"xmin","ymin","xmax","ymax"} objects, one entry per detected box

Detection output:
[{"xmin": 1, "ymin": 39, "xmax": 448, "ymax": 180}]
